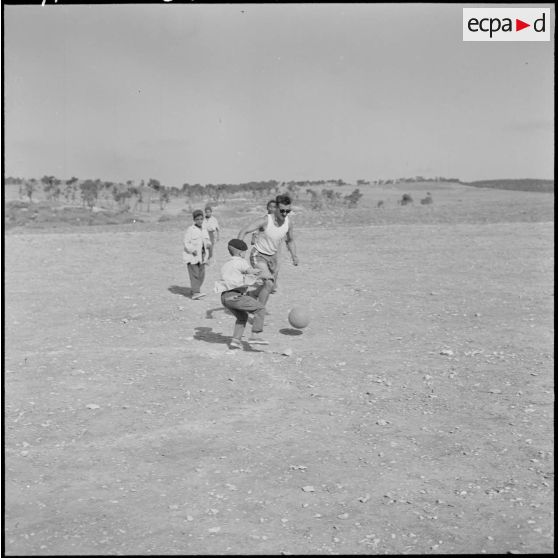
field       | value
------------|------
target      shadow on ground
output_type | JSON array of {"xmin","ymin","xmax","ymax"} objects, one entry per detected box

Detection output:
[
  {"xmin": 194, "ymin": 327, "xmax": 230, "ymax": 345},
  {"xmin": 168, "ymin": 285, "xmax": 192, "ymax": 298},
  {"xmin": 194, "ymin": 327, "xmax": 259, "ymax": 352},
  {"xmin": 279, "ymin": 328, "xmax": 303, "ymax": 336}
]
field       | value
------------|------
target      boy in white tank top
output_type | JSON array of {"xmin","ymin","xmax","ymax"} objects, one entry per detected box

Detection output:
[{"xmin": 237, "ymin": 194, "xmax": 299, "ymax": 308}]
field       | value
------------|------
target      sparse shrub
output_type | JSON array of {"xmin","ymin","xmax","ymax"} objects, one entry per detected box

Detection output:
[
  {"xmin": 25, "ymin": 182, "xmax": 36, "ymax": 202},
  {"xmin": 321, "ymin": 189, "xmax": 342, "ymax": 207},
  {"xmin": 112, "ymin": 188, "xmax": 132, "ymax": 210},
  {"xmin": 80, "ymin": 180, "xmax": 99, "ymax": 210},
  {"xmin": 377, "ymin": 200, "xmax": 384, "ymax": 208},
  {"xmin": 420, "ymin": 193, "xmax": 433, "ymax": 205},
  {"xmin": 400, "ymin": 193, "xmax": 413, "ymax": 205},
  {"xmin": 159, "ymin": 188, "xmax": 170, "ymax": 210},
  {"xmin": 344, "ymin": 188, "xmax": 363, "ymax": 208}
]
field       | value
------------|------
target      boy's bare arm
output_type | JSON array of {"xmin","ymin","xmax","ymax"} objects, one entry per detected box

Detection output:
[
  {"xmin": 238, "ymin": 217, "xmax": 267, "ymax": 240},
  {"xmin": 286, "ymin": 223, "xmax": 299, "ymax": 265}
]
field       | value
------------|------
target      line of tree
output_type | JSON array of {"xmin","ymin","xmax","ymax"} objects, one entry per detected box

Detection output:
[
  {"xmin": 6, "ymin": 174, "xmax": 473, "ymax": 213},
  {"xmin": 305, "ymin": 188, "xmax": 363, "ymax": 209},
  {"xmin": 464, "ymin": 179, "xmax": 553, "ymax": 193},
  {"xmin": 7, "ymin": 176, "xmax": 285, "ymax": 211},
  {"xmin": 370, "ymin": 176, "xmax": 462, "ymax": 185}
]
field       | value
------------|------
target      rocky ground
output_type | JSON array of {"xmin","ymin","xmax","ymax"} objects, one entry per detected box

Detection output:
[{"xmin": 3, "ymin": 185, "xmax": 554, "ymax": 554}]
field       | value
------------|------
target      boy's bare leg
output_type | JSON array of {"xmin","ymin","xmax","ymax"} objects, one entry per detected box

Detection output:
[{"xmin": 252, "ymin": 261, "xmax": 274, "ymax": 306}]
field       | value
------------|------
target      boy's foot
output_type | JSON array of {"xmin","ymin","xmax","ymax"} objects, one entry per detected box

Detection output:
[
  {"xmin": 192, "ymin": 292, "xmax": 206, "ymax": 300},
  {"xmin": 229, "ymin": 339, "xmax": 243, "ymax": 350},
  {"xmin": 247, "ymin": 336, "xmax": 269, "ymax": 345}
]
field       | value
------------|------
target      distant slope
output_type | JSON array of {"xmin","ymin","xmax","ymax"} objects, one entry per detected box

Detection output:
[{"xmin": 463, "ymin": 179, "xmax": 554, "ymax": 193}]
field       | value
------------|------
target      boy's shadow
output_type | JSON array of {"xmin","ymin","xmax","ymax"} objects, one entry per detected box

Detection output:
[
  {"xmin": 194, "ymin": 327, "xmax": 259, "ymax": 352},
  {"xmin": 194, "ymin": 327, "xmax": 230, "ymax": 345},
  {"xmin": 168, "ymin": 285, "xmax": 192, "ymax": 298}
]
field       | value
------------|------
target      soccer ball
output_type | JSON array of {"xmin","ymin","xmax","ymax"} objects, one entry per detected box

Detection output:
[{"xmin": 288, "ymin": 307, "xmax": 310, "ymax": 329}]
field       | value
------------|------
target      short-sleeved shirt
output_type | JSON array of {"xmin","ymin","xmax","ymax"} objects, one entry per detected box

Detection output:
[
  {"xmin": 204, "ymin": 216, "xmax": 220, "ymax": 233},
  {"xmin": 215, "ymin": 256, "xmax": 258, "ymax": 293}
]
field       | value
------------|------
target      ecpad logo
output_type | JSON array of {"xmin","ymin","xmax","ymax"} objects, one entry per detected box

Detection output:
[{"xmin": 463, "ymin": 8, "xmax": 551, "ymax": 41}]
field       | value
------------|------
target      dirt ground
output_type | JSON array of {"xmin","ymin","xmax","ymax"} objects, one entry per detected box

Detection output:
[{"xmin": 3, "ymin": 185, "xmax": 554, "ymax": 555}]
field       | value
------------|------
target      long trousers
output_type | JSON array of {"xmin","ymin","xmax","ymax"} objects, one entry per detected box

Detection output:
[
  {"xmin": 187, "ymin": 262, "xmax": 206, "ymax": 294},
  {"xmin": 221, "ymin": 290, "xmax": 265, "ymax": 335},
  {"xmin": 207, "ymin": 231, "xmax": 215, "ymax": 259}
]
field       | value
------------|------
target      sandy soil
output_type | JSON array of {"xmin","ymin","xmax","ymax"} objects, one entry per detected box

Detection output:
[{"xmin": 3, "ymin": 187, "xmax": 554, "ymax": 555}]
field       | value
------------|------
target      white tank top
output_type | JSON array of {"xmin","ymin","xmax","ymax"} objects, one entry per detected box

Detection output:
[{"xmin": 254, "ymin": 214, "xmax": 289, "ymax": 255}]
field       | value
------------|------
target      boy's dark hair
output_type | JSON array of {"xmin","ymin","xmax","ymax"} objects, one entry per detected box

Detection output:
[
  {"xmin": 275, "ymin": 194, "xmax": 291, "ymax": 206},
  {"xmin": 192, "ymin": 209, "xmax": 203, "ymax": 219}
]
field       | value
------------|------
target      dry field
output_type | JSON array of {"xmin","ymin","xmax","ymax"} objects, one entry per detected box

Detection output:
[{"xmin": 3, "ymin": 182, "xmax": 554, "ymax": 554}]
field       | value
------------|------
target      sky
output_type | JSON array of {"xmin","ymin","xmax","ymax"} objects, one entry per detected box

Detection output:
[{"xmin": 2, "ymin": 2, "xmax": 555, "ymax": 187}]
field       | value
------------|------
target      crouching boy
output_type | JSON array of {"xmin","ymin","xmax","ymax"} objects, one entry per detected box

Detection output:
[{"xmin": 215, "ymin": 239, "xmax": 268, "ymax": 349}]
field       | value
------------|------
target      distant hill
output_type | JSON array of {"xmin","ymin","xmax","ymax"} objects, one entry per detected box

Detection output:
[{"xmin": 464, "ymin": 179, "xmax": 554, "ymax": 193}]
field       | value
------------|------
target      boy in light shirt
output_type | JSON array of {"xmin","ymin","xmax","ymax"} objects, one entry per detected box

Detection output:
[
  {"xmin": 203, "ymin": 205, "xmax": 220, "ymax": 262},
  {"xmin": 215, "ymin": 239, "xmax": 268, "ymax": 349},
  {"xmin": 183, "ymin": 209, "xmax": 211, "ymax": 300}
]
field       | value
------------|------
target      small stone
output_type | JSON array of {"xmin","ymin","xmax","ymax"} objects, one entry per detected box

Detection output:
[
  {"xmin": 301, "ymin": 485, "xmax": 315, "ymax": 492},
  {"xmin": 208, "ymin": 527, "xmax": 221, "ymax": 534},
  {"xmin": 337, "ymin": 513, "xmax": 349, "ymax": 519},
  {"xmin": 86, "ymin": 404, "xmax": 100, "ymax": 410},
  {"xmin": 358, "ymin": 494, "xmax": 371, "ymax": 503},
  {"xmin": 440, "ymin": 349, "xmax": 454, "ymax": 356},
  {"xmin": 376, "ymin": 419, "xmax": 390, "ymax": 426},
  {"xmin": 282, "ymin": 348, "xmax": 293, "ymax": 357}
]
